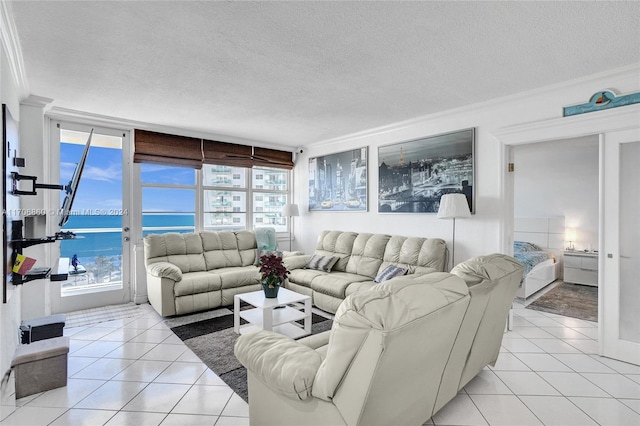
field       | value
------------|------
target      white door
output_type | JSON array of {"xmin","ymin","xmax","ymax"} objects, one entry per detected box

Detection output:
[
  {"xmin": 601, "ymin": 129, "xmax": 640, "ymax": 365},
  {"xmin": 49, "ymin": 121, "xmax": 132, "ymax": 313}
]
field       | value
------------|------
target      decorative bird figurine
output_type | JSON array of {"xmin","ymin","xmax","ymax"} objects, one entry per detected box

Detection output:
[{"xmin": 71, "ymin": 254, "xmax": 79, "ymax": 272}]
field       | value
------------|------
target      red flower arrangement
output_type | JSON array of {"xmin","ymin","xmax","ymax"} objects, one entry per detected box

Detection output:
[{"xmin": 258, "ymin": 253, "xmax": 290, "ymax": 288}]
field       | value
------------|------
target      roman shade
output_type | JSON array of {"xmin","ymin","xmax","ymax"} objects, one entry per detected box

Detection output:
[
  {"xmin": 133, "ymin": 130, "xmax": 203, "ymax": 169},
  {"xmin": 203, "ymin": 139, "xmax": 254, "ymax": 168},
  {"xmin": 134, "ymin": 130, "xmax": 294, "ymax": 170},
  {"xmin": 253, "ymin": 146, "xmax": 294, "ymax": 170}
]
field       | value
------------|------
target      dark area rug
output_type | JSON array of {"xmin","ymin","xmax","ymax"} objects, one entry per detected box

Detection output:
[
  {"xmin": 526, "ymin": 281, "xmax": 598, "ymax": 322},
  {"xmin": 165, "ymin": 306, "xmax": 332, "ymax": 402}
]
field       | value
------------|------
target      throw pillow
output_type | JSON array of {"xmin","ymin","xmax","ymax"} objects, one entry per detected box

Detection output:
[
  {"xmin": 255, "ymin": 249, "xmax": 283, "ymax": 266},
  {"xmin": 306, "ymin": 254, "xmax": 339, "ymax": 272},
  {"xmin": 374, "ymin": 265, "xmax": 407, "ymax": 283}
]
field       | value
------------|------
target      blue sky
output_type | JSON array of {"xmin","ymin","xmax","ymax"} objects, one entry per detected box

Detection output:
[{"xmin": 61, "ymin": 143, "xmax": 195, "ymax": 214}]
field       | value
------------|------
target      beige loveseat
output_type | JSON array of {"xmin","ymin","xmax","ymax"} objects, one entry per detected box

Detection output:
[
  {"xmin": 283, "ymin": 230, "xmax": 448, "ymax": 313},
  {"xmin": 144, "ymin": 231, "xmax": 263, "ymax": 316},
  {"xmin": 235, "ymin": 254, "xmax": 524, "ymax": 426}
]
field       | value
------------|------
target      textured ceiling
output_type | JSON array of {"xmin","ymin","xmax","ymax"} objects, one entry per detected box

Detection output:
[{"xmin": 8, "ymin": 1, "xmax": 640, "ymax": 147}]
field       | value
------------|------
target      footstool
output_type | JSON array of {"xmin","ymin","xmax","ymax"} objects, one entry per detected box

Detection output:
[{"xmin": 11, "ymin": 336, "xmax": 69, "ymax": 399}]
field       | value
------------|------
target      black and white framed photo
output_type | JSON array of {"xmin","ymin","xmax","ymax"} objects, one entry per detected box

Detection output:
[
  {"xmin": 308, "ymin": 147, "xmax": 368, "ymax": 212},
  {"xmin": 378, "ymin": 128, "xmax": 475, "ymax": 213}
]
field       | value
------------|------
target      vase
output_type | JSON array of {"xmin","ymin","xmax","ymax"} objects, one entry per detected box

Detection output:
[{"xmin": 262, "ymin": 281, "xmax": 280, "ymax": 298}]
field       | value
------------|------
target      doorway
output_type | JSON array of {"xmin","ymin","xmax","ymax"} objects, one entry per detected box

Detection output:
[
  {"xmin": 496, "ymin": 105, "xmax": 640, "ymax": 365},
  {"xmin": 512, "ymin": 136, "xmax": 599, "ymax": 321},
  {"xmin": 49, "ymin": 121, "xmax": 132, "ymax": 313}
]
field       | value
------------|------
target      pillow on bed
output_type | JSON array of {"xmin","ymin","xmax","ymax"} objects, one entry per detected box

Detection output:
[{"xmin": 514, "ymin": 241, "xmax": 543, "ymax": 253}]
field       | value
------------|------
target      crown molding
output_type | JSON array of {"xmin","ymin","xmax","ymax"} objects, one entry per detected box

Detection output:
[
  {"xmin": 308, "ymin": 63, "xmax": 640, "ymax": 149},
  {"xmin": 0, "ymin": 0, "xmax": 29, "ymax": 96},
  {"xmin": 45, "ymin": 106, "xmax": 295, "ymax": 152},
  {"xmin": 21, "ymin": 94, "xmax": 53, "ymax": 109}
]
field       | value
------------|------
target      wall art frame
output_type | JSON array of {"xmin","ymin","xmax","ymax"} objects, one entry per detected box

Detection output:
[
  {"xmin": 308, "ymin": 147, "xmax": 368, "ymax": 212},
  {"xmin": 378, "ymin": 128, "xmax": 475, "ymax": 214}
]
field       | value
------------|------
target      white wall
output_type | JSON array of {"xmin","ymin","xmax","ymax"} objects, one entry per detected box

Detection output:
[
  {"xmin": 0, "ymin": 39, "xmax": 23, "ymax": 394},
  {"xmin": 514, "ymin": 137, "xmax": 599, "ymax": 251},
  {"xmin": 292, "ymin": 65, "xmax": 640, "ymax": 262}
]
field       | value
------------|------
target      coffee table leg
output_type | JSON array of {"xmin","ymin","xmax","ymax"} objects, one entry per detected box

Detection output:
[
  {"xmin": 304, "ymin": 298, "xmax": 312, "ymax": 335},
  {"xmin": 263, "ymin": 306, "xmax": 273, "ymax": 331},
  {"xmin": 234, "ymin": 295, "xmax": 240, "ymax": 333}
]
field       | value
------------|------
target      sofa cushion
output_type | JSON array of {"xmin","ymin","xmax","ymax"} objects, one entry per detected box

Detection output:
[
  {"xmin": 216, "ymin": 266, "xmax": 261, "ymax": 289},
  {"xmin": 287, "ymin": 268, "xmax": 325, "ymax": 288},
  {"xmin": 374, "ymin": 265, "xmax": 407, "ymax": 283},
  {"xmin": 174, "ymin": 271, "xmax": 222, "ymax": 297},
  {"xmin": 346, "ymin": 233, "xmax": 390, "ymax": 278},
  {"xmin": 200, "ymin": 231, "xmax": 243, "ymax": 269},
  {"xmin": 144, "ymin": 233, "xmax": 206, "ymax": 273},
  {"xmin": 315, "ymin": 231, "xmax": 358, "ymax": 272},
  {"xmin": 306, "ymin": 254, "xmax": 339, "ymax": 272},
  {"xmin": 344, "ymin": 280, "xmax": 376, "ymax": 297},
  {"xmin": 311, "ymin": 272, "xmax": 370, "ymax": 299}
]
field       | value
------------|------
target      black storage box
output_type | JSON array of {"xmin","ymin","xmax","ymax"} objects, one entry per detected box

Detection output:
[{"xmin": 20, "ymin": 314, "xmax": 66, "ymax": 344}]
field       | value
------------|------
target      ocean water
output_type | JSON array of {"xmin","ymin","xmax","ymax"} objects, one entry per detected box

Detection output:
[{"xmin": 60, "ymin": 214, "xmax": 195, "ymax": 263}]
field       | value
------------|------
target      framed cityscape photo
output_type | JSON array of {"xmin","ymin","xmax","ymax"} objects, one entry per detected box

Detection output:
[
  {"xmin": 308, "ymin": 147, "xmax": 368, "ymax": 211},
  {"xmin": 378, "ymin": 128, "xmax": 475, "ymax": 213}
]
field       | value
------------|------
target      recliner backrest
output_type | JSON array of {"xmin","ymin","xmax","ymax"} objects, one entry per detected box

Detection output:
[
  {"xmin": 345, "ymin": 233, "xmax": 391, "ymax": 278},
  {"xmin": 433, "ymin": 253, "xmax": 524, "ymax": 413},
  {"xmin": 144, "ymin": 232, "xmax": 206, "ymax": 273},
  {"xmin": 314, "ymin": 231, "xmax": 358, "ymax": 272},
  {"xmin": 377, "ymin": 236, "xmax": 448, "ymax": 275},
  {"xmin": 312, "ymin": 272, "xmax": 470, "ymax": 426}
]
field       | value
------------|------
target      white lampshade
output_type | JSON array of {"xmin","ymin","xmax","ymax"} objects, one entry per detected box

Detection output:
[
  {"xmin": 565, "ymin": 227, "xmax": 577, "ymax": 242},
  {"xmin": 283, "ymin": 203, "xmax": 299, "ymax": 217},
  {"xmin": 437, "ymin": 194, "xmax": 471, "ymax": 219}
]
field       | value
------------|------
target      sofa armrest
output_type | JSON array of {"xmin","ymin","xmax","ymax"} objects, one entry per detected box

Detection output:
[
  {"xmin": 282, "ymin": 254, "xmax": 312, "ymax": 271},
  {"xmin": 234, "ymin": 330, "xmax": 323, "ymax": 401},
  {"xmin": 147, "ymin": 262, "xmax": 182, "ymax": 282}
]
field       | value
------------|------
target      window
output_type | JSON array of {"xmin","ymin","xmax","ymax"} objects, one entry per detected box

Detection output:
[
  {"xmin": 201, "ymin": 165, "xmax": 289, "ymax": 232},
  {"xmin": 140, "ymin": 163, "xmax": 290, "ymax": 235},
  {"xmin": 141, "ymin": 164, "xmax": 196, "ymax": 236}
]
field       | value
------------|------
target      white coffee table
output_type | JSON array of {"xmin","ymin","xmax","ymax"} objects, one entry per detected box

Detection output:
[{"xmin": 233, "ymin": 287, "xmax": 312, "ymax": 339}]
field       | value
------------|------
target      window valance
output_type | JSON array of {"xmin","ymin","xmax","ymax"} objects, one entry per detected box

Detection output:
[{"xmin": 134, "ymin": 130, "xmax": 294, "ymax": 170}]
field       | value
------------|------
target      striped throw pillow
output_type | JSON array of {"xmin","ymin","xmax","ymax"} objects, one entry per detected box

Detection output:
[
  {"xmin": 374, "ymin": 265, "xmax": 407, "ymax": 283},
  {"xmin": 306, "ymin": 254, "xmax": 339, "ymax": 272}
]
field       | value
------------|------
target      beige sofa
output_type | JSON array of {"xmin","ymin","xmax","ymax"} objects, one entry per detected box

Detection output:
[
  {"xmin": 283, "ymin": 230, "xmax": 448, "ymax": 313},
  {"xmin": 144, "ymin": 230, "xmax": 263, "ymax": 316},
  {"xmin": 235, "ymin": 254, "xmax": 524, "ymax": 426}
]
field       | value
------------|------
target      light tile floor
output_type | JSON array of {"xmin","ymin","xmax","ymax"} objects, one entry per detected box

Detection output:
[{"xmin": 1, "ymin": 302, "xmax": 639, "ymax": 426}]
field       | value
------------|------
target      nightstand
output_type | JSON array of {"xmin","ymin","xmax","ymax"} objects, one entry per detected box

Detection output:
[{"xmin": 563, "ymin": 251, "xmax": 599, "ymax": 286}]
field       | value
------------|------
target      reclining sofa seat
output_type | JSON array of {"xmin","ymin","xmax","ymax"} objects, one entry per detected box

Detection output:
[
  {"xmin": 234, "ymin": 254, "xmax": 524, "ymax": 426},
  {"xmin": 144, "ymin": 230, "xmax": 262, "ymax": 316},
  {"xmin": 285, "ymin": 230, "xmax": 448, "ymax": 313}
]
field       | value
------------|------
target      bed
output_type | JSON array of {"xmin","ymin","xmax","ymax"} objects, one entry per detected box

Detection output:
[{"xmin": 513, "ymin": 217, "xmax": 564, "ymax": 300}]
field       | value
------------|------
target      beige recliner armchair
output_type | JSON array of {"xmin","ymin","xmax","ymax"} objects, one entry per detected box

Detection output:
[{"xmin": 234, "ymin": 254, "xmax": 523, "ymax": 426}]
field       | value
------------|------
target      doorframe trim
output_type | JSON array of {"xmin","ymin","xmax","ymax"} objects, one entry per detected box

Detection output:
[{"xmin": 493, "ymin": 103, "xmax": 640, "ymax": 360}]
